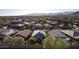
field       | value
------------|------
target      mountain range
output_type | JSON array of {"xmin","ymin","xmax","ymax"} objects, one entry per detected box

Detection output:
[{"xmin": 26, "ymin": 11, "xmax": 78, "ymax": 16}]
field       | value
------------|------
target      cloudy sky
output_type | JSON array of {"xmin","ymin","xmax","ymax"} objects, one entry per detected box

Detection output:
[
  {"xmin": 0, "ymin": 0, "xmax": 79, "ymax": 16},
  {"xmin": 0, "ymin": 9, "xmax": 78, "ymax": 16}
]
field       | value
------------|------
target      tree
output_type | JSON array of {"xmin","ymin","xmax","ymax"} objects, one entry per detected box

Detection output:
[
  {"xmin": 43, "ymin": 36, "xmax": 56, "ymax": 48},
  {"xmin": 3, "ymin": 36, "xmax": 25, "ymax": 46},
  {"xmin": 70, "ymin": 41, "xmax": 79, "ymax": 48},
  {"xmin": 28, "ymin": 37, "xmax": 36, "ymax": 44},
  {"xmin": 40, "ymin": 17, "xmax": 47, "ymax": 24},
  {"xmin": 43, "ymin": 36, "xmax": 69, "ymax": 49},
  {"xmin": 14, "ymin": 36, "xmax": 25, "ymax": 46},
  {"xmin": 4, "ymin": 17, "xmax": 13, "ymax": 24},
  {"xmin": 3, "ymin": 36, "xmax": 14, "ymax": 45}
]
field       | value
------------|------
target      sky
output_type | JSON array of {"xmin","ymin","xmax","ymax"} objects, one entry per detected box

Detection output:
[
  {"xmin": 0, "ymin": 9, "xmax": 79, "ymax": 16},
  {"xmin": 0, "ymin": 0, "xmax": 78, "ymax": 16}
]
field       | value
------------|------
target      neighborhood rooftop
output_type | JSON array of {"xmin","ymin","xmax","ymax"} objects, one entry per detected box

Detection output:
[{"xmin": 15, "ymin": 29, "xmax": 32, "ymax": 38}]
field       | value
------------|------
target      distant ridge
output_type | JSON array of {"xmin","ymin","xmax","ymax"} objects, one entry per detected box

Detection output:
[
  {"xmin": 0, "ymin": 11, "xmax": 79, "ymax": 16},
  {"xmin": 26, "ymin": 11, "xmax": 75, "ymax": 16}
]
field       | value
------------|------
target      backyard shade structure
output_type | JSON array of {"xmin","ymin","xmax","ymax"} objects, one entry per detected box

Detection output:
[
  {"xmin": 61, "ymin": 30, "xmax": 79, "ymax": 40},
  {"xmin": 15, "ymin": 29, "xmax": 32, "ymax": 38},
  {"xmin": 48, "ymin": 29, "xmax": 70, "ymax": 41},
  {"xmin": 32, "ymin": 30, "xmax": 46, "ymax": 42}
]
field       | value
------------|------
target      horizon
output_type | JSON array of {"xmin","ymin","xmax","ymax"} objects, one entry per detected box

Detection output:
[{"xmin": 0, "ymin": 9, "xmax": 78, "ymax": 16}]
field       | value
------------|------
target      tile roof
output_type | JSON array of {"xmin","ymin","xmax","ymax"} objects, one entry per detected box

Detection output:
[
  {"xmin": 2, "ymin": 29, "xmax": 18, "ymax": 36},
  {"xmin": 61, "ymin": 30, "xmax": 79, "ymax": 39},
  {"xmin": 48, "ymin": 29, "xmax": 69, "ymax": 39},
  {"xmin": 15, "ymin": 29, "xmax": 32, "ymax": 38},
  {"xmin": 48, "ymin": 29, "xmax": 61, "ymax": 37}
]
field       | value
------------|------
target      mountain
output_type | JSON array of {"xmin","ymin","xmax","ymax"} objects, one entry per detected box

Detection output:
[
  {"xmin": 26, "ymin": 11, "xmax": 76, "ymax": 16},
  {"xmin": 73, "ymin": 11, "xmax": 79, "ymax": 14},
  {"xmin": 0, "ymin": 11, "xmax": 78, "ymax": 16},
  {"xmin": 27, "ymin": 13, "xmax": 58, "ymax": 16}
]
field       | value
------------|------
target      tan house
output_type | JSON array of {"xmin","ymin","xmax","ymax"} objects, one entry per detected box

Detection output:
[
  {"xmin": 15, "ymin": 29, "xmax": 32, "ymax": 39},
  {"xmin": 61, "ymin": 30, "xmax": 79, "ymax": 40},
  {"xmin": 48, "ymin": 29, "xmax": 70, "ymax": 41}
]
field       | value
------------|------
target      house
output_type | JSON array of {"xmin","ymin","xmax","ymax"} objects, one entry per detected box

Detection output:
[
  {"xmin": 35, "ymin": 23, "xmax": 43, "ymax": 30},
  {"xmin": 2, "ymin": 29, "xmax": 18, "ymax": 36},
  {"xmin": 32, "ymin": 30, "xmax": 46, "ymax": 42},
  {"xmin": 15, "ymin": 29, "xmax": 32, "ymax": 39},
  {"xmin": 24, "ymin": 22, "xmax": 30, "ymax": 25},
  {"xmin": 8, "ymin": 20, "xmax": 24, "ymax": 29},
  {"xmin": 3, "ymin": 26, "xmax": 8, "ymax": 30},
  {"xmin": 44, "ymin": 23, "xmax": 53, "ymax": 30},
  {"xmin": 73, "ymin": 24, "xmax": 79, "ymax": 29},
  {"xmin": 23, "ymin": 22, "xmax": 30, "ymax": 29},
  {"xmin": 74, "ymin": 22, "xmax": 79, "ymax": 27},
  {"xmin": 48, "ymin": 29, "xmax": 70, "ymax": 41},
  {"xmin": 50, "ymin": 21, "xmax": 58, "ymax": 29},
  {"xmin": 30, "ymin": 21, "xmax": 36, "ymax": 24},
  {"xmin": 59, "ymin": 21, "xmax": 73, "ymax": 29},
  {"xmin": 46, "ymin": 20, "xmax": 59, "ymax": 29},
  {"xmin": 1, "ymin": 21, "xmax": 9, "ymax": 26},
  {"xmin": 50, "ymin": 21, "xmax": 58, "ymax": 25},
  {"xmin": 46, "ymin": 20, "xmax": 52, "ymax": 24},
  {"xmin": 22, "ymin": 18, "xmax": 31, "ymax": 22},
  {"xmin": 18, "ymin": 19, "xmax": 23, "ymax": 22},
  {"xmin": 61, "ymin": 30, "xmax": 79, "ymax": 40}
]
